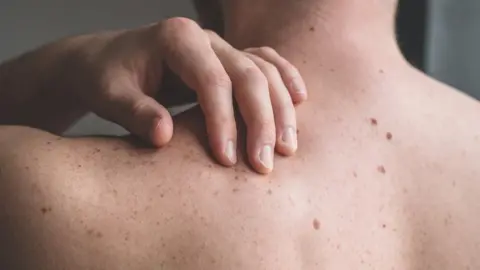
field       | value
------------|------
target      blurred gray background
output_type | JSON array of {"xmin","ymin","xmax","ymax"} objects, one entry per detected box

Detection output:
[{"xmin": 0, "ymin": 0, "xmax": 478, "ymax": 136}]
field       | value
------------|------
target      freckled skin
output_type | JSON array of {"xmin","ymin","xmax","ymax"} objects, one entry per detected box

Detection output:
[{"xmin": 1, "ymin": 11, "xmax": 480, "ymax": 270}]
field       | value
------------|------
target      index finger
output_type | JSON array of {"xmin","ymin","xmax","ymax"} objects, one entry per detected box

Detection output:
[{"xmin": 154, "ymin": 17, "xmax": 237, "ymax": 166}]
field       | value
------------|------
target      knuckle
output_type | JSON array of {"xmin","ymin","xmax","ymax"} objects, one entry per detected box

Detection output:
[
  {"xmin": 157, "ymin": 17, "xmax": 200, "ymax": 36},
  {"xmin": 258, "ymin": 46, "xmax": 277, "ymax": 56},
  {"xmin": 260, "ymin": 61, "xmax": 279, "ymax": 77},
  {"xmin": 130, "ymin": 97, "xmax": 152, "ymax": 117},
  {"xmin": 239, "ymin": 63, "xmax": 268, "ymax": 86}
]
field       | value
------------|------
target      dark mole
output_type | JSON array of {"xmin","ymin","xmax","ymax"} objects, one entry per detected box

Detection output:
[
  {"xmin": 25, "ymin": 166, "xmax": 30, "ymax": 170},
  {"xmin": 160, "ymin": 193, "xmax": 165, "ymax": 198},
  {"xmin": 46, "ymin": 141, "xmax": 52, "ymax": 145},
  {"xmin": 267, "ymin": 189, "xmax": 273, "ymax": 195},
  {"xmin": 40, "ymin": 207, "xmax": 52, "ymax": 214},
  {"xmin": 382, "ymin": 224, "xmax": 387, "ymax": 229},
  {"xmin": 370, "ymin": 118, "xmax": 378, "ymax": 126},
  {"xmin": 94, "ymin": 148, "xmax": 101, "ymax": 153},
  {"xmin": 379, "ymin": 69, "xmax": 385, "ymax": 74},
  {"xmin": 296, "ymin": 129, "xmax": 300, "ymax": 134},
  {"xmin": 313, "ymin": 219, "xmax": 321, "ymax": 230},
  {"xmin": 377, "ymin": 166, "xmax": 386, "ymax": 174},
  {"xmin": 309, "ymin": 26, "xmax": 315, "ymax": 32},
  {"xmin": 386, "ymin": 132, "xmax": 393, "ymax": 140},
  {"xmin": 77, "ymin": 164, "xmax": 82, "ymax": 168}
]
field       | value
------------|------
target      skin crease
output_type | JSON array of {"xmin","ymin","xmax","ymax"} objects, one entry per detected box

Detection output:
[{"xmin": 1, "ymin": 0, "xmax": 480, "ymax": 269}]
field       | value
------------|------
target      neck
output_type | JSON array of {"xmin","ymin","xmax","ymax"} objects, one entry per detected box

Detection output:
[{"xmin": 218, "ymin": 0, "xmax": 407, "ymax": 106}]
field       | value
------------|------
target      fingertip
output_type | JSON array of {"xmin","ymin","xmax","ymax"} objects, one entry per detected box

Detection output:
[
  {"xmin": 212, "ymin": 138, "xmax": 237, "ymax": 167},
  {"xmin": 249, "ymin": 144, "xmax": 274, "ymax": 175},
  {"xmin": 289, "ymin": 77, "xmax": 308, "ymax": 104},
  {"xmin": 149, "ymin": 117, "xmax": 173, "ymax": 147}
]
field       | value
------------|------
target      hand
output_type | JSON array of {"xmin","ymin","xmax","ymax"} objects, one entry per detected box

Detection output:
[{"xmin": 68, "ymin": 17, "xmax": 307, "ymax": 174}]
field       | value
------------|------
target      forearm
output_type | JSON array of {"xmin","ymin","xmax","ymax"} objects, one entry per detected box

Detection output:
[{"xmin": 0, "ymin": 34, "xmax": 107, "ymax": 134}]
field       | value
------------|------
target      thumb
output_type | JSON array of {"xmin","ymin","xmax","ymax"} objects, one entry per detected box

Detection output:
[{"xmin": 97, "ymin": 89, "xmax": 174, "ymax": 147}]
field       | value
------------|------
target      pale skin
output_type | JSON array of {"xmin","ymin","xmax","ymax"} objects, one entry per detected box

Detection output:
[{"xmin": 1, "ymin": 0, "xmax": 480, "ymax": 269}]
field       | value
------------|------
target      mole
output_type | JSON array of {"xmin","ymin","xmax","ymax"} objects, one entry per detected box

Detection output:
[
  {"xmin": 379, "ymin": 69, "xmax": 385, "ymax": 74},
  {"xmin": 232, "ymin": 188, "xmax": 240, "ymax": 193},
  {"xmin": 382, "ymin": 224, "xmax": 387, "ymax": 229},
  {"xmin": 370, "ymin": 118, "xmax": 378, "ymax": 126},
  {"xmin": 353, "ymin": 172, "xmax": 358, "ymax": 178},
  {"xmin": 313, "ymin": 218, "xmax": 321, "ymax": 230},
  {"xmin": 46, "ymin": 141, "xmax": 52, "ymax": 145},
  {"xmin": 267, "ymin": 189, "xmax": 273, "ymax": 195},
  {"xmin": 309, "ymin": 26, "xmax": 315, "ymax": 32},
  {"xmin": 40, "ymin": 207, "xmax": 52, "ymax": 214},
  {"xmin": 377, "ymin": 166, "xmax": 386, "ymax": 174},
  {"xmin": 386, "ymin": 132, "xmax": 393, "ymax": 140}
]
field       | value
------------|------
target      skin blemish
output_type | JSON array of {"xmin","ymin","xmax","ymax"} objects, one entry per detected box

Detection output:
[
  {"xmin": 235, "ymin": 176, "xmax": 239, "ymax": 180},
  {"xmin": 313, "ymin": 219, "xmax": 321, "ymax": 230},
  {"xmin": 329, "ymin": 68, "xmax": 335, "ymax": 72},
  {"xmin": 46, "ymin": 141, "xmax": 52, "ymax": 145},
  {"xmin": 267, "ymin": 189, "xmax": 273, "ymax": 195},
  {"xmin": 377, "ymin": 165, "xmax": 386, "ymax": 174},
  {"xmin": 309, "ymin": 26, "xmax": 315, "ymax": 32},
  {"xmin": 96, "ymin": 231, "xmax": 103, "ymax": 238},
  {"xmin": 232, "ymin": 188, "xmax": 240, "ymax": 193},
  {"xmin": 379, "ymin": 69, "xmax": 385, "ymax": 74},
  {"xmin": 213, "ymin": 191, "xmax": 219, "ymax": 196},
  {"xmin": 353, "ymin": 172, "xmax": 358, "ymax": 178},
  {"xmin": 296, "ymin": 129, "xmax": 300, "ymax": 134},
  {"xmin": 386, "ymin": 132, "xmax": 393, "ymax": 140},
  {"xmin": 94, "ymin": 148, "xmax": 101, "ymax": 153},
  {"xmin": 40, "ymin": 207, "xmax": 52, "ymax": 214},
  {"xmin": 87, "ymin": 229, "xmax": 95, "ymax": 236},
  {"xmin": 370, "ymin": 118, "xmax": 378, "ymax": 126},
  {"xmin": 382, "ymin": 224, "xmax": 387, "ymax": 229}
]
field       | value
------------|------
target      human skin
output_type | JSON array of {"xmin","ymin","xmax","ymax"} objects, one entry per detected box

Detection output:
[{"xmin": 1, "ymin": 0, "xmax": 480, "ymax": 269}]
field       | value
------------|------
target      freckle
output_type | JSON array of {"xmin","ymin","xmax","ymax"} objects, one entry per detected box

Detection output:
[
  {"xmin": 382, "ymin": 224, "xmax": 387, "ymax": 229},
  {"xmin": 353, "ymin": 172, "xmax": 358, "ymax": 178},
  {"xmin": 25, "ymin": 166, "xmax": 30, "ymax": 170},
  {"xmin": 452, "ymin": 181, "xmax": 456, "ymax": 188},
  {"xmin": 235, "ymin": 176, "xmax": 239, "ymax": 180},
  {"xmin": 377, "ymin": 165, "xmax": 386, "ymax": 174},
  {"xmin": 296, "ymin": 129, "xmax": 300, "ymax": 134},
  {"xmin": 113, "ymin": 146, "xmax": 120, "ymax": 151},
  {"xmin": 77, "ymin": 164, "xmax": 82, "ymax": 168},
  {"xmin": 94, "ymin": 148, "xmax": 101, "ymax": 153},
  {"xmin": 208, "ymin": 164, "xmax": 213, "ymax": 168},
  {"xmin": 160, "ymin": 193, "xmax": 164, "ymax": 198},
  {"xmin": 370, "ymin": 118, "xmax": 378, "ymax": 126},
  {"xmin": 302, "ymin": 60, "xmax": 307, "ymax": 64},
  {"xmin": 232, "ymin": 188, "xmax": 240, "ymax": 193},
  {"xmin": 309, "ymin": 26, "xmax": 315, "ymax": 32},
  {"xmin": 329, "ymin": 68, "xmax": 335, "ymax": 72},
  {"xmin": 87, "ymin": 229, "xmax": 94, "ymax": 236},
  {"xmin": 386, "ymin": 132, "xmax": 393, "ymax": 140},
  {"xmin": 96, "ymin": 231, "xmax": 103, "ymax": 238},
  {"xmin": 379, "ymin": 69, "xmax": 384, "ymax": 74},
  {"xmin": 313, "ymin": 218, "xmax": 321, "ymax": 230},
  {"xmin": 213, "ymin": 191, "xmax": 219, "ymax": 196},
  {"xmin": 46, "ymin": 141, "xmax": 51, "ymax": 145},
  {"xmin": 149, "ymin": 161, "xmax": 155, "ymax": 165},
  {"xmin": 267, "ymin": 189, "xmax": 272, "ymax": 195},
  {"xmin": 403, "ymin": 188, "xmax": 408, "ymax": 194},
  {"xmin": 40, "ymin": 207, "xmax": 48, "ymax": 214}
]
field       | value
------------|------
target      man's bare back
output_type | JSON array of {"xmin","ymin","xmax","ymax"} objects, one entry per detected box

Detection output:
[{"xmin": 1, "ymin": 0, "xmax": 480, "ymax": 269}]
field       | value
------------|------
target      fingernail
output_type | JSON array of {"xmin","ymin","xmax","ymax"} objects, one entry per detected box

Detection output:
[
  {"xmin": 259, "ymin": 145, "xmax": 274, "ymax": 171},
  {"xmin": 292, "ymin": 77, "xmax": 306, "ymax": 94},
  {"xmin": 281, "ymin": 127, "xmax": 297, "ymax": 151},
  {"xmin": 225, "ymin": 140, "xmax": 237, "ymax": 164}
]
